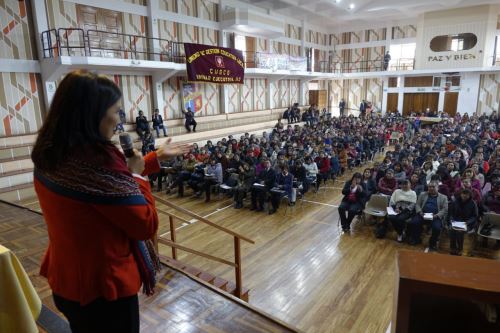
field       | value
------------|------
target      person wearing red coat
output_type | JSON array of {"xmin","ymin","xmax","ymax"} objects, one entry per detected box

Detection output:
[
  {"xmin": 315, "ymin": 151, "xmax": 331, "ymax": 190},
  {"xmin": 31, "ymin": 71, "xmax": 190, "ymax": 332}
]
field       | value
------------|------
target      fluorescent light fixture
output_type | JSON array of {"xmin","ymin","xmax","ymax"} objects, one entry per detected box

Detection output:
[{"xmin": 349, "ymin": 3, "xmax": 355, "ymax": 9}]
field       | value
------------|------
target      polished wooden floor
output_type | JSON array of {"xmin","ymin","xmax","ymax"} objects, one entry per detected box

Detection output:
[
  {"xmin": 8, "ymin": 161, "xmax": 500, "ymax": 333},
  {"xmin": 0, "ymin": 201, "xmax": 296, "ymax": 333},
  {"xmin": 151, "ymin": 163, "xmax": 500, "ymax": 333}
]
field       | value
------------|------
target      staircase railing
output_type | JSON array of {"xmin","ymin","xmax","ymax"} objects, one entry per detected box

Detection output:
[{"xmin": 152, "ymin": 195, "xmax": 255, "ymax": 300}]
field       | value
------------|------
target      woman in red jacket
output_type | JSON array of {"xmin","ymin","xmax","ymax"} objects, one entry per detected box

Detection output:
[{"xmin": 32, "ymin": 71, "xmax": 189, "ymax": 332}]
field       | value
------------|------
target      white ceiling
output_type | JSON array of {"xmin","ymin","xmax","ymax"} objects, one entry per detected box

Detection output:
[{"xmin": 239, "ymin": 0, "xmax": 500, "ymax": 31}]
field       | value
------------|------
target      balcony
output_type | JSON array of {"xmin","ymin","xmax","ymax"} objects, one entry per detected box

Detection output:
[
  {"xmin": 48, "ymin": 28, "xmax": 489, "ymax": 82},
  {"xmin": 318, "ymin": 58, "xmax": 415, "ymax": 74}
]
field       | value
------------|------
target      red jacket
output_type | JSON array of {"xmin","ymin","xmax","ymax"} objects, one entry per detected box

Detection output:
[{"xmin": 35, "ymin": 147, "xmax": 160, "ymax": 305}]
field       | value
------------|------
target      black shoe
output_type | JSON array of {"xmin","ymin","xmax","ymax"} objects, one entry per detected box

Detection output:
[
  {"xmin": 256, "ymin": 208, "xmax": 264, "ymax": 212},
  {"xmin": 250, "ymin": 206, "xmax": 256, "ymax": 211},
  {"xmin": 268, "ymin": 208, "xmax": 277, "ymax": 215},
  {"xmin": 428, "ymin": 245, "xmax": 438, "ymax": 252}
]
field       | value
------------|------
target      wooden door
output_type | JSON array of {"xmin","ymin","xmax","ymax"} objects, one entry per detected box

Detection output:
[
  {"xmin": 309, "ymin": 90, "xmax": 327, "ymax": 109},
  {"xmin": 100, "ymin": 10, "xmax": 122, "ymax": 58},
  {"xmin": 403, "ymin": 93, "xmax": 439, "ymax": 116},
  {"xmin": 386, "ymin": 93, "xmax": 398, "ymax": 113},
  {"xmin": 245, "ymin": 36, "xmax": 256, "ymax": 68},
  {"xmin": 443, "ymin": 92, "xmax": 458, "ymax": 117},
  {"xmin": 314, "ymin": 49, "xmax": 321, "ymax": 72},
  {"xmin": 77, "ymin": 5, "xmax": 123, "ymax": 58}
]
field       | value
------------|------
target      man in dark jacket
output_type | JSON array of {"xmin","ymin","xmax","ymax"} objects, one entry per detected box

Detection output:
[
  {"xmin": 448, "ymin": 189, "xmax": 478, "ymax": 255},
  {"xmin": 251, "ymin": 159, "xmax": 276, "ymax": 212},
  {"xmin": 135, "ymin": 110, "xmax": 150, "ymax": 138},
  {"xmin": 269, "ymin": 165, "xmax": 294, "ymax": 215},
  {"xmin": 383, "ymin": 51, "xmax": 391, "ymax": 70},
  {"xmin": 359, "ymin": 100, "xmax": 367, "ymax": 118},
  {"xmin": 152, "ymin": 109, "xmax": 167, "ymax": 137},
  {"xmin": 339, "ymin": 98, "xmax": 346, "ymax": 117},
  {"xmin": 407, "ymin": 181, "xmax": 448, "ymax": 251},
  {"xmin": 182, "ymin": 107, "xmax": 197, "ymax": 132}
]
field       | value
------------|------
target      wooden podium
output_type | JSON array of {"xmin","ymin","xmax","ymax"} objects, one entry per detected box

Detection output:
[
  {"xmin": 308, "ymin": 90, "xmax": 327, "ymax": 109},
  {"xmin": 392, "ymin": 250, "xmax": 500, "ymax": 333}
]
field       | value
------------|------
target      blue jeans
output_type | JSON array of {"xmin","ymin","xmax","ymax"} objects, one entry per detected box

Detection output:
[
  {"xmin": 409, "ymin": 214, "xmax": 442, "ymax": 247},
  {"xmin": 154, "ymin": 125, "xmax": 167, "ymax": 137}
]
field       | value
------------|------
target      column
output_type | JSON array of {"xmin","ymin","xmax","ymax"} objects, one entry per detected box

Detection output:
[
  {"xmin": 30, "ymin": 0, "xmax": 55, "ymax": 110},
  {"xmin": 397, "ymin": 76, "xmax": 404, "ymax": 112},
  {"xmin": 381, "ymin": 77, "xmax": 389, "ymax": 115},
  {"xmin": 147, "ymin": 0, "xmax": 160, "ymax": 61}
]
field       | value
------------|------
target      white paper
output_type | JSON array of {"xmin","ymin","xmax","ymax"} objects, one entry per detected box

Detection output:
[
  {"xmin": 423, "ymin": 213, "xmax": 434, "ymax": 220},
  {"xmin": 451, "ymin": 221, "xmax": 467, "ymax": 231},
  {"xmin": 387, "ymin": 207, "xmax": 397, "ymax": 216},
  {"xmin": 253, "ymin": 183, "xmax": 265, "ymax": 187}
]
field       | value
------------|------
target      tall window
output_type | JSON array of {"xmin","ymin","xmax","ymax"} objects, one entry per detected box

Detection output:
[
  {"xmin": 234, "ymin": 35, "xmax": 246, "ymax": 53},
  {"xmin": 451, "ymin": 37, "xmax": 464, "ymax": 52},
  {"xmin": 494, "ymin": 35, "xmax": 500, "ymax": 66},
  {"xmin": 389, "ymin": 42, "xmax": 416, "ymax": 70}
]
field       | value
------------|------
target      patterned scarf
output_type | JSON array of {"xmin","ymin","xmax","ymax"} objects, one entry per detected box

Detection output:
[{"xmin": 35, "ymin": 149, "xmax": 161, "ymax": 296}]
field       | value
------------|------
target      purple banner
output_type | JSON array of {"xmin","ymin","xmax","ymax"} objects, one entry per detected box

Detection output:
[{"xmin": 184, "ymin": 43, "xmax": 244, "ymax": 84}]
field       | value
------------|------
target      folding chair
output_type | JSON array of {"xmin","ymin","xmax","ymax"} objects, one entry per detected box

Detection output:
[
  {"xmin": 473, "ymin": 213, "xmax": 500, "ymax": 253},
  {"xmin": 363, "ymin": 194, "xmax": 389, "ymax": 225}
]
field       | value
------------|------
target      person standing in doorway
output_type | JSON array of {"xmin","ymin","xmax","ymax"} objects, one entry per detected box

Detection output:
[
  {"xmin": 384, "ymin": 51, "xmax": 391, "ymax": 71},
  {"xmin": 339, "ymin": 98, "xmax": 346, "ymax": 117}
]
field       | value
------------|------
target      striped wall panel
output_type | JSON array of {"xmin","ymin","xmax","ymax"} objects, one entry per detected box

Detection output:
[
  {"xmin": 253, "ymin": 79, "xmax": 266, "ymax": 110},
  {"xmin": 392, "ymin": 25, "xmax": 417, "ymax": 39},
  {"xmin": 45, "ymin": 0, "xmax": 78, "ymax": 29},
  {"xmin": 198, "ymin": 83, "xmax": 219, "ymax": 116},
  {"xmin": 256, "ymin": 38, "xmax": 267, "ymax": 52},
  {"xmin": 119, "ymin": 0, "xmax": 146, "ymax": 4},
  {"xmin": 0, "ymin": 72, "xmax": 44, "ymax": 137},
  {"xmin": 366, "ymin": 78, "xmax": 383, "ymax": 111},
  {"xmin": 162, "ymin": 77, "xmax": 182, "ymax": 119},
  {"xmin": 110, "ymin": 75, "xmax": 153, "ymax": 122},
  {"xmin": 279, "ymin": 80, "xmax": 290, "ymax": 108},
  {"xmin": 159, "ymin": 0, "xmax": 177, "ymax": 11},
  {"xmin": 329, "ymin": 80, "xmax": 344, "ymax": 112},
  {"xmin": 478, "ymin": 74, "xmax": 500, "ymax": 115},
  {"xmin": 227, "ymin": 84, "xmax": 239, "ymax": 113},
  {"xmin": 241, "ymin": 79, "xmax": 253, "ymax": 112},
  {"xmin": 289, "ymin": 80, "xmax": 299, "ymax": 105},
  {"xmin": 122, "ymin": 14, "xmax": 148, "ymax": 57},
  {"xmin": 0, "ymin": 0, "xmax": 37, "ymax": 60}
]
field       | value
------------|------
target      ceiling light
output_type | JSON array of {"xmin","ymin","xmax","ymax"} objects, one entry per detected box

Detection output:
[{"xmin": 349, "ymin": 3, "xmax": 355, "ymax": 9}]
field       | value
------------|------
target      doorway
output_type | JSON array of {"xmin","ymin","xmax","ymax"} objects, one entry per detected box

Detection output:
[
  {"xmin": 402, "ymin": 93, "xmax": 439, "ymax": 116},
  {"xmin": 443, "ymin": 92, "xmax": 458, "ymax": 117}
]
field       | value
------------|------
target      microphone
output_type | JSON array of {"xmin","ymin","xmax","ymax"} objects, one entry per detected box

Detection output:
[{"xmin": 119, "ymin": 133, "xmax": 135, "ymax": 158}]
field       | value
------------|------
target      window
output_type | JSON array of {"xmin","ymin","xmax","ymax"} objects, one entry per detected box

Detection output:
[
  {"xmin": 494, "ymin": 35, "xmax": 500, "ymax": 65},
  {"xmin": 429, "ymin": 33, "xmax": 477, "ymax": 52},
  {"xmin": 451, "ymin": 38, "xmax": 464, "ymax": 52},
  {"xmin": 234, "ymin": 35, "xmax": 246, "ymax": 53},
  {"xmin": 388, "ymin": 43, "xmax": 416, "ymax": 70}
]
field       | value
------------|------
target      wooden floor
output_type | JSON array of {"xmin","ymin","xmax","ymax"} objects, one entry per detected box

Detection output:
[
  {"xmin": 0, "ymin": 201, "xmax": 296, "ymax": 333},
  {"xmin": 7, "ymin": 161, "xmax": 500, "ymax": 333},
  {"xmin": 151, "ymin": 165, "xmax": 500, "ymax": 333}
]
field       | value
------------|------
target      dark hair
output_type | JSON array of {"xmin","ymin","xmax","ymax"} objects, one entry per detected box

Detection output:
[
  {"xmin": 351, "ymin": 172, "xmax": 362, "ymax": 181},
  {"xmin": 32, "ymin": 71, "xmax": 122, "ymax": 171}
]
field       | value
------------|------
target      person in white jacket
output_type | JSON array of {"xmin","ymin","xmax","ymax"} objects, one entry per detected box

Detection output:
[
  {"xmin": 376, "ymin": 180, "xmax": 417, "ymax": 241},
  {"xmin": 304, "ymin": 156, "xmax": 319, "ymax": 189}
]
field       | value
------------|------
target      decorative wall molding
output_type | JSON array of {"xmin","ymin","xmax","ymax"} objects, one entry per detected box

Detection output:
[{"xmin": 0, "ymin": 59, "xmax": 40, "ymax": 73}]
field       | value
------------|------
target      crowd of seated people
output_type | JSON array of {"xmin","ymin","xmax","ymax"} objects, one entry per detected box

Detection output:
[
  {"xmin": 153, "ymin": 113, "xmax": 392, "ymax": 214},
  {"xmin": 336, "ymin": 111, "xmax": 500, "ymax": 255},
  {"xmin": 149, "ymin": 107, "xmax": 500, "ymax": 255}
]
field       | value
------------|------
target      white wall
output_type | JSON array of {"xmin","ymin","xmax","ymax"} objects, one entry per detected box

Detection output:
[
  {"xmin": 457, "ymin": 73, "xmax": 481, "ymax": 115},
  {"xmin": 415, "ymin": 5, "xmax": 500, "ymax": 70}
]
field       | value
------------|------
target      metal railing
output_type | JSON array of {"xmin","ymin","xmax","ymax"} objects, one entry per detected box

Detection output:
[
  {"xmin": 153, "ymin": 195, "xmax": 255, "ymax": 300},
  {"xmin": 318, "ymin": 58, "xmax": 415, "ymax": 73},
  {"xmin": 41, "ymin": 28, "xmax": 417, "ymax": 74},
  {"xmin": 41, "ymin": 27, "xmax": 185, "ymax": 63}
]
